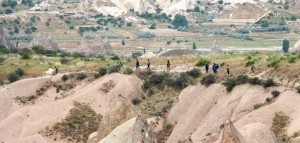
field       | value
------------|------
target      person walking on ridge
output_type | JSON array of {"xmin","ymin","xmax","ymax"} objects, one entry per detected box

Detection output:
[
  {"xmin": 212, "ymin": 63, "xmax": 216, "ymax": 74},
  {"xmin": 251, "ymin": 65, "xmax": 255, "ymax": 74},
  {"xmin": 147, "ymin": 59, "xmax": 151, "ymax": 71},
  {"xmin": 167, "ymin": 60, "xmax": 171, "ymax": 71},
  {"xmin": 205, "ymin": 63, "xmax": 209, "ymax": 74},
  {"xmin": 226, "ymin": 64, "xmax": 230, "ymax": 75},
  {"xmin": 136, "ymin": 60, "xmax": 140, "ymax": 70},
  {"xmin": 55, "ymin": 66, "xmax": 59, "ymax": 75}
]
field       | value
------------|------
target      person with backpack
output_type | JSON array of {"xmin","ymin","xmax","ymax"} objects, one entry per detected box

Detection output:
[
  {"xmin": 251, "ymin": 65, "xmax": 255, "ymax": 74},
  {"xmin": 226, "ymin": 64, "xmax": 230, "ymax": 75},
  {"xmin": 55, "ymin": 66, "xmax": 59, "ymax": 75},
  {"xmin": 147, "ymin": 59, "xmax": 151, "ymax": 71},
  {"xmin": 167, "ymin": 60, "xmax": 171, "ymax": 71},
  {"xmin": 136, "ymin": 60, "xmax": 140, "ymax": 70},
  {"xmin": 205, "ymin": 63, "xmax": 209, "ymax": 74},
  {"xmin": 212, "ymin": 63, "xmax": 216, "ymax": 74}
]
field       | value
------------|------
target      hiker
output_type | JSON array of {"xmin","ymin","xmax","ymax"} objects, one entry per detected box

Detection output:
[
  {"xmin": 205, "ymin": 63, "xmax": 209, "ymax": 74},
  {"xmin": 212, "ymin": 63, "xmax": 216, "ymax": 74},
  {"xmin": 147, "ymin": 59, "xmax": 151, "ymax": 71},
  {"xmin": 216, "ymin": 64, "xmax": 219, "ymax": 73},
  {"xmin": 136, "ymin": 60, "xmax": 140, "ymax": 70},
  {"xmin": 167, "ymin": 60, "xmax": 171, "ymax": 71},
  {"xmin": 251, "ymin": 65, "xmax": 255, "ymax": 73},
  {"xmin": 55, "ymin": 66, "xmax": 59, "ymax": 75},
  {"xmin": 226, "ymin": 64, "xmax": 230, "ymax": 75}
]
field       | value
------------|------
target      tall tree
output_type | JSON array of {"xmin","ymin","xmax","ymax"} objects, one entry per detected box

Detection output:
[
  {"xmin": 172, "ymin": 14, "xmax": 188, "ymax": 28},
  {"xmin": 193, "ymin": 42, "xmax": 196, "ymax": 49},
  {"xmin": 282, "ymin": 39, "xmax": 289, "ymax": 53}
]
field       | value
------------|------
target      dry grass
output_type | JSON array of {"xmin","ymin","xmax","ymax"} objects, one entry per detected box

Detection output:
[
  {"xmin": 43, "ymin": 102, "xmax": 102, "ymax": 142},
  {"xmin": 100, "ymin": 80, "xmax": 116, "ymax": 93},
  {"xmin": 272, "ymin": 112, "xmax": 291, "ymax": 143}
]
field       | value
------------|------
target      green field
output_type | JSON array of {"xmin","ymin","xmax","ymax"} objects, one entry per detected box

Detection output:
[
  {"xmin": 190, "ymin": 40, "xmax": 297, "ymax": 48},
  {"xmin": 52, "ymin": 35, "xmax": 82, "ymax": 40}
]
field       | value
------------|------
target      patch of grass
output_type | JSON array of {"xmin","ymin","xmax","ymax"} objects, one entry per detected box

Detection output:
[
  {"xmin": 131, "ymin": 97, "xmax": 142, "ymax": 105},
  {"xmin": 271, "ymin": 112, "xmax": 290, "ymax": 139},
  {"xmin": 196, "ymin": 58, "xmax": 210, "ymax": 67},
  {"xmin": 43, "ymin": 102, "xmax": 102, "ymax": 142},
  {"xmin": 253, "ymin": 103, "xmax": 264, "ymax": 110},
  {"xmin": 157, "ymin": 122, "xmax": 174, "ymax": 143},
  {"xmin": 100, "ymin": 80, "xmax": 115, "ymax": 93}
]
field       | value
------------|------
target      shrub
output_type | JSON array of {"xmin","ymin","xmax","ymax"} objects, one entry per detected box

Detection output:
[
  {"xmin": 143, "ymin": 80, "xmax": 151, "ymax": 90},
  {"xmin": 75, "ymin": 73, "xmax": 86, "ymax": 80},
  {"xmin": 60, "ymin": 58, "xmax": 69, "ymax": 64},
  {"xmin": 149, "ymin": 73, "xmax": 165, "ymax": 85},
  {"xmin": 18, "ymin": 48, "xmax": 32, "ymax": 59},
  {"xmin": 201, "ymin": 74, "xmax": 216, "ymax": 87},
  {"xmin": 6, "ymin": 72, "xmax": 19, "ymax": 82},
  {"xmin": 186, "ymin": 68, "xmax": 201, "ymax": 78},
  {"xmin": 15, "ymin": 68, "xmax": 24, "ymax": 76},
  {"xmin": 262, "ymin": 78, "xmax": 275, "ymax": 88},
  {"xmin": 108, "ymin": 65, "xmax": 121, "ymax": 73},
  {"xmin": 172, "ymin": 14, "xmax": 188, "ymax": 28},
  {"xmin": 223, "ymin": 78, "xmax": 237, "ymax": 92},
  {"xmin": 271, "ymin": 90, "xmax": 280, "ymax": 98},
  {"xmin": 110, "ymin": 55, "xmax": 120, "ymax": 60},
  {"xmin": 254, "ymin": 103, "xmax": 264, "ymax": 110},
  {"xmin": 62, "ymin": 74, "xmax": 68, "ymax": 81},
  {"xmin": 272, "ymin": 112, "xmax": 290, "ymax": 136},
  {"xmin": 236, "ymin": 74, "xmax": 248, "ymax": 84},
  {"xmin": 98, "ymin": 67, "xmax": 107, "ymax": 75},
  {"xmin": 165, "ymin": 73, "xmax": 189, "ymax": 89},
  {"xmin": 196, "ymin": 58, "xmax": 210, "ymax": 67},
  {"xmin": 0, "ymin": 45, "xmax": 9, "ymax": 54},
  {"xmin": 267, "ymin": 56, "xmax": 281, "ymax": 67},
  {"xmin": 131, "ymin": 97, "xmax": 142, "ymax": 105},
  {"xmin": 123, "ymin": 67, "xmax": 133, "ymax": 75},
  {"xmin": 249, "ymin": 77, "xmax": 261, "ymax": 85}
]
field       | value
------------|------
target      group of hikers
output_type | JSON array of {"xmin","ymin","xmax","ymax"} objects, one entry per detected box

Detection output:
[{"xmin": 135, "ymin": 59, "xmax": 256, "ymax": 75}]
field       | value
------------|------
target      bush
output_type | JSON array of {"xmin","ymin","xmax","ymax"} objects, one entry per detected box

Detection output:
[
  {"xmin": 0, "ymin": 45, "xmax": 9, "ymax": 54},
  {"xmin": 254, "ymin": 103, "xmax": 264, "ymax": 110},
  {"xmin": 123, "ymin": 67, "xmax": 133, "ymax": 75},
  {"xmin": 60, "ymin": 58, "xmax": 69, "ymax": 64},
  {"xmin": 131, "ymin": 97, "xmax": 142, "ymax": 105},
  {"xmin": 62, "ymin": 74, "xmax": 68, "ymax": 81},
  {"xmin": 172, "ymin": 14, "xmax": 188, "ymax": 28},
  {"xmin": 236, "ymin": 74, "xmax": 248, "ymax": 84},
  {"xmin": 223, "ymin": 78, "xmax": 237, "ymax": 92},
  {"xmin": 201, "ymin": 74, "xmax": 216, "ymax": 87},
  {"xmin": 165, "ymin": 73, "xmax": 189, "ymax": 89},
  {"xmin": 196, "ymin": 58, "xmax": 210, "ymax": 67},
  {"xmin": 110, "ymin": 55, "xmax": 120, "ymax": 60},
  {"xmin": 75, "ymin": 73, "xmax": 86, "ymax": 80},
  {"xmin": 18, "ymin": 48, "xmax": 32, "ymax": 59},
  {"xmin": 149, "ymin": 73, "xmax": 165, "ymax": 85},
  {"xmin": 249, "ymin": 77, "xmax": 261, "ymax": 85},
  {"xmin": 6, "ymin": 72, "xmax": 19, "ymax": 82},
  {"xmin": 108, "ymin": 65, "xmax": 121, "ymax": 73},
  {"xmin": 98, "ymin": 67, "xmax": 107, "ymax": 75},
  {"xmin": 143, "ymin": 80, "xmax": 151, "ymax": 90},
  {"xmin": 15, "ymin": 68, "xmax": 24, "ymax": 76},
  {"xmin": 186, "ymin": 68, "xmax": 201, "ymax": 78},
  {"xmin": 262, "ymin": 78, "xmax": 275, "ymax": 88},
  {"xmin": 271, "ymin": 90, "xmax": 280, "ymax": 98}
]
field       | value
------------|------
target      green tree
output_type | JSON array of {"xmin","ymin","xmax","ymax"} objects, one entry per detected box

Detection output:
[
  {"xmin": 18, "ymin": 48, "xmax": 32, "ymax": 59},
  {"xmin": 172, "ymin": 14, "xmax": 188, "ymax": 28},
  {"xmin": 5, "ymin": 9, "xmax": 13, "ymax": 14},
  {"xmin": 193, "ymin": 42, "xmax": 196, "ymax": 49},
  {"xmin": 194, "ymin": 6, "xmax": 200, "ymax": 12},
  {"xmin": 291, "ymin": 16, "xmax": 297, "ymax": 21},
  {"xmin": 282, "ymin": 39, "xmax": 289, "ymax": 53},
  {"xmin": 149, "ymin": 23, "xmax": 156, "ymax": 29},
  {"xmin": 122, "ymin": 40, "xmax": 125, "ymax": 46}
]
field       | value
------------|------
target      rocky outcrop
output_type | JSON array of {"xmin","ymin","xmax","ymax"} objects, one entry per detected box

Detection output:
[
  {"xmin": 80, "ymin": 39, "xmax": 114, "ymax": 55},
  {"xmin": 29, "ymin": 34, "xmax": 59, "ymax": 50},
  {"xmin": 0, "ymin": 28, "xmax": 16, "ymax": 51},
  {"xmin": 87, "ymin": 95, "xmax": 138, "ymax": 143},
  {"xmin": 218, "ymin": 121, "xmax": 244, "ymax": 143},
  {"xmin": 293, "ymin": 40, "xmax": 300, "ymax": 52},
  {"xmin": 211, "ymin": 40, "xmax": 223, "ymax": 55},
  {"xmin": 99, "ymin": 115, "xmax": 157, "ymax": 143}
]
